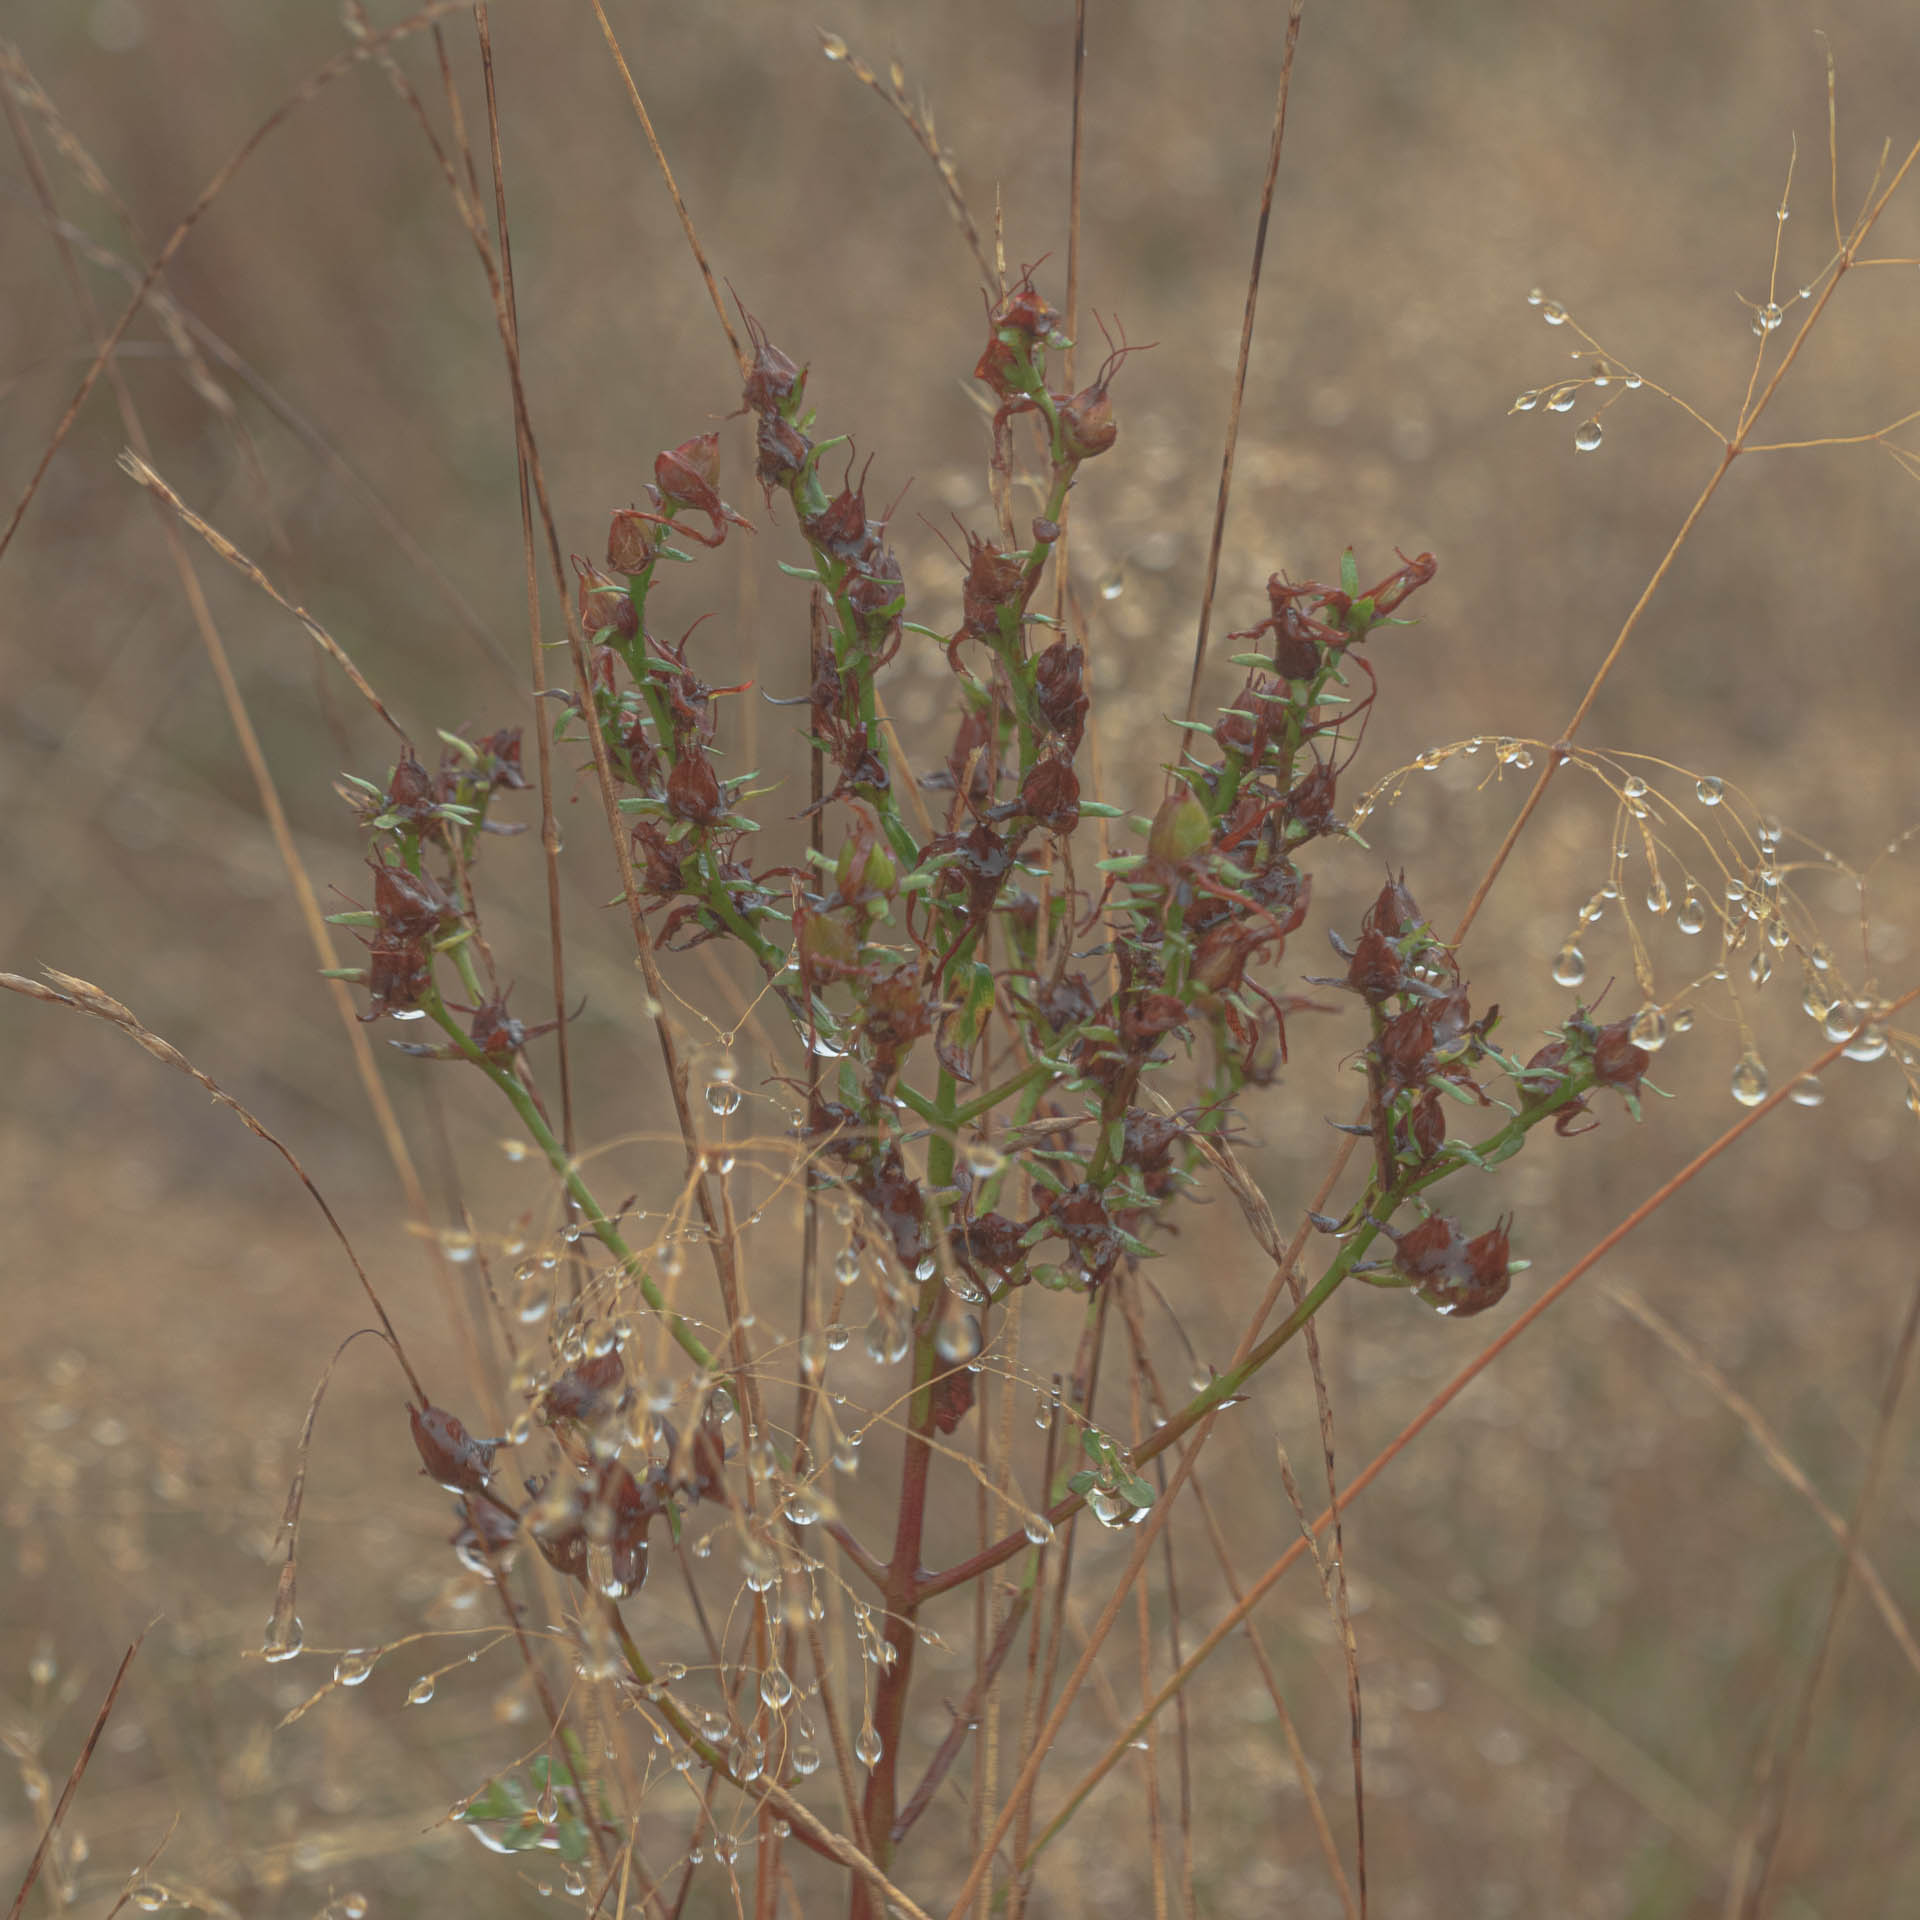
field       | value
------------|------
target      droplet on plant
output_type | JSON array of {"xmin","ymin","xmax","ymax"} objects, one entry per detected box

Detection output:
[
  {"xmin": 1512, "ymin": 391, "xmax": 1541, "ymax": 412},
  {"xmin": 1677, "ymin": 896, "xmax": 1707, "ymax": 935},
  {"xmin": 1574, "ymin": 418, "xmax": 1604, "ymax": 452},
  {"xmin": 1730, "ymin": 1055, "xmax": 1769, "ymax": 1107},
  {"xmin": 1542, "ymin": 302, "xmax": 1569, "ymax": 326},
  {"xmin": 1551, "ymin": 943, "xmax": 1587, "ymax": 988},
  {"xmin": 407, "ymin": 1675, "xmax": 436, "ymax": 1705},
  {"xmin": 1023, "ymin": 1513, "xmax": 1056, "ymax": 1547},
  {"xmin": 1547, "ymin": 386, "xmax": 1578, "ymax": 413},
  {"xmin": 759, "ymin": 1666, "xmax": 796, "ymax": 1711},
  {"xmin": 854, "ymin": 1721, "xmax": 883, "ymax": 1768},
  {"xmin": 263, "ymin": 1608, "xmax": 303, "ymax": 1665},
  {"xmin": 964, "ymin": 1140, "xmax": 1005, "ymax": 1178},
  {"xmin": 1695, "ymin": 775, "xmax": 1724, "ymax": 806},
  {"xmin": 934, "ymin": 1313, "xmax": 981, "ymax": 1364},
  {"xmin": 334, "ymin": 1648, "xmax": 378, "ymax": 1688},
  {"xmin": 1843, "ymin": 1024, "xmax": 1889, "ymax": 1064},
  {"xmin": 1789, "ymin": 1074, "xmax": 1825, "ymax": 1108},
  {"xmin": 1628, "ymin": 1005, "xmax": 1668, "ymax": 1052},
  {"xmin": 820, "ymin": 33, "xmax": 848, "ymax": 60}
]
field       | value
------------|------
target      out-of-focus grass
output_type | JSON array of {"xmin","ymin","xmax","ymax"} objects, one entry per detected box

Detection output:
[{"xmin": 2, "ymin": 2, "xmax": 1918, "ymax": 1914}]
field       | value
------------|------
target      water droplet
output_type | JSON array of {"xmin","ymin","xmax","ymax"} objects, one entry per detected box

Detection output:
[
  {"xmin": 1645, "ymin": 879, "xmax": 1671, "ymax": 915},
  {"xmin": 334, "ymin": 1648, "xmax": 378, "ymax": 1688},
  {"xmin": 1526, "ymin": 288, "xmax": 1545, "ymax": 306},
  {"xmin": 1542, "ymin": 302, "xmax": 1569, "ymax": 326},
  {"xmin": 500, "ymin": 1137, "xmax": 531, "ymax": 1163},
  {"xmin": 1789, "ymin": 1074, "xmax": 1825, "ymax": 1108},
  {"xmin": 129, "ymin": 1888, "xmax": 170, "ymax": 1913},
  {"xmin": 934, "ymin": 1313, "xmax": 981, "ymax": 1364},
  {"xmin": 964, "ymin": 1140, "xmax": 1005, "ymax": 1178},
  {"xmin": 1730, "ymin": 1055, "xmax": 1769, "ymax": 1107},
  {"xmin": 1628, "ymin": 1005, "xmax": 1669, "ymax": 1052},
  {"xmin": 833, "ymin": 1246, "xmax": 860, "ymax": 1286},
  {"xmin": 784, "ymin": 1486, "xmax": 826, "ymax": 1527},
  {"xmin": 1695, "ymin": 775, "xmax": 1724, "ymax": 806},
  {"xmin": 741, "ymin": 1537, "xmax": 780, "ymax": 1591},
  {"xmin": 1574, "ymin": 418, "xmax": 1604, "ymax": 453},
  {"xmin": 1551, "ymin": 943, "xmax": 1587, "ymax": 989},
  {"xmin": 791, "ymin": 1740, "xmax": 821, "ymax": 1777},
  {"xmin": 854, "ymin": 1721, "xmax": 883, "ymax": 1768},
  {"xmin": 760, "ymin": 1666, "xmax": 796, "ymax": 1711},
  {"xmin": 1099, "ymin": 568, "xmax": 1125, "ymax": 601},
  {"xmin": 407, "ymin": 1675, "xmax": 436, "ymax": 1705},
  {"xmin": 1843, "ymin": 1024, "xmax": 1889, "ymax": 1064},
  {"xmin": 706, "ymin": 1080, "xmax": 742, "ymax": 1118},
  {"xmin": 562, "ymin": 1866, "xmax": 587, "ymax": 1897},
  {"xmin": 1547, "ymin": 386, "xmax": 1578, "ymax": 412},
  {"xmin": 1677, "ymin": 896, "xmax": 1707, "ymax": 935},
  {"xmin": 1512, "ymin": 391, "xmax": 1541, "ymax": 412},
  {"xmin": 820, "ymin": 33, "xmax": 848, "ymax": 60},
  {"xmin": 1761, "ymin": 302, "xmax": 1784, "ymax": 330},
  {"xmin": 263, "ymin": 1610, "xmax": 303, "ymax": 1664},
  {"xmin": 1086, "ymin": 1486, "xmax": 1134, "ymax": 1529},
  {"xmin": 913, "ymin": 1253, "xmax": 938, "ymax": 1282},
  {"xmin": 1023, "ymin": 1513, "xmax": 1056, "ymax": 1546}
]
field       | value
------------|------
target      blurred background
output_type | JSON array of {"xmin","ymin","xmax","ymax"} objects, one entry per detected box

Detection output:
[{"xmin": 2, "ymin": 0, "xmax": 1918, "ymax": 1913}]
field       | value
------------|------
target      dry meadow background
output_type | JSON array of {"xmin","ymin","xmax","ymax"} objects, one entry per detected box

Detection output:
[{"xmin": 3, "ymin": 0, "xmax": 1919, "ymax": 1914}]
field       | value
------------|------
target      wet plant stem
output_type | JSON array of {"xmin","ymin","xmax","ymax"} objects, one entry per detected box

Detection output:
[{"xmin": 421, "ymin": 964, "xmax": 716, "ymax": 1372}]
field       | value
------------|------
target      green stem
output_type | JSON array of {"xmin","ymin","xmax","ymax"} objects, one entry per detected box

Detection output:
[{"xmin": 421, "ymin": 978, "xmax": 715, "ymax": 1373}]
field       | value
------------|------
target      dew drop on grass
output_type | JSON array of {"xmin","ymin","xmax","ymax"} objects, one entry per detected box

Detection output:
[
  {"xmin": 334, "ymin": 1649, "xmax": 378, "ymax": 1688},
  {"xmin": 1695, "ymin": 775, "xmax": 1724, "ymax": 806},
  {"xmin": 833, "ymin": 1246, "xmax": 860, "ymax": 1286},
  {"xmin": 831, "ymin": 1434, "xmax": 859, "ymax": 1474},
  {"xmin": 934, "ymin": 1313, "xmax": 981, "ymax": 1363},
  {"xmin": 129, "ymin": 1888, "xmax": 170, "ymax": 1913},
  {"xmin": 1677, "ymin": 896, "xmax": 1707, "ymax": 935},
  {"xmin": 1789, "ymin": 1074, "xmax": 1826, "ymax": 1108},
  {"xmin": 854, "ymin": 1721, "xmax": 883, "ymax": 1768},
  {"xmin": 1512, "ymin": 391, "xmax": 1541, "ymax": 412},
  {"xmin": 759, "ymin": 1666, "xmax": 795, "ymax": 1711},
  {"xmin": 1024, "ymin": 1513, "xmax": 1056, "ymax": 1546},
  {"xmin": 1574, "ymin": 418, "xmax": 1604, "ymax": 452},
  {"xmin": 964, "ymin": 1139, "xmax": 1005, "ymax": 1177},
  {"xmin": 1646, "ymin": 879, "xmax": 1671, "ymax": 915},
  {"xmin": 1551, "ymin": 943, "xmax": 1587, "ymax": 989},
  {"xmin": 1843, "ymin": 1025, "xmax": 1889, "ymax": 1064},
  {"xmin": 1099, "ymin": 568, "xmax": 1125, "ymax": 601},
  {"xmin": 1547, "ymin": 386, "xmax": 1578, "ymax": 412},
  {"xmin": 1542, "ymin": 302, "xmax": 1569, "ymax": 326},
  {"xmin": 407, "ymin": 1675, "xmax": 436, "ymax": 1706},
  {"xmin": 705, "ymin": 1080, "xmax": 742, "ymax": 1118},
  {"xmin": 262, "ymin": 1612, "xmax": 303, "ymax": 1664},
  {"xmin": 791, "ymin": 1740, "xmax": 822, "ymax": 1777},
  {"xmin": 1628, "ymin": 1005, "xmax": 1669, "ymax": 1052},
  {"xmin": 1527, "ymin": 287, "xmax": 1545, "ymax": 306},
  {"xmin": 819, "ymin": 32, "xmax": 848, "ymax": 60},
  {"xmin": 1730, "ymin": 1055, "xmax": 1769, "ymax": 1107}
]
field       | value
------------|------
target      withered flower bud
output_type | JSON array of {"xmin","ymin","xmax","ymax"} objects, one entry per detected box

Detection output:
[
  {"xmin": 607, "ymin": 507, "xmax": 658, "ymax": 573},
  {"xmin": 410, "ymin": 1403, "xmax": 495, "ymax": 1494},
  {"xmin": 667, "ymin": 750, "xmax": 723, "ymax": 824}
]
